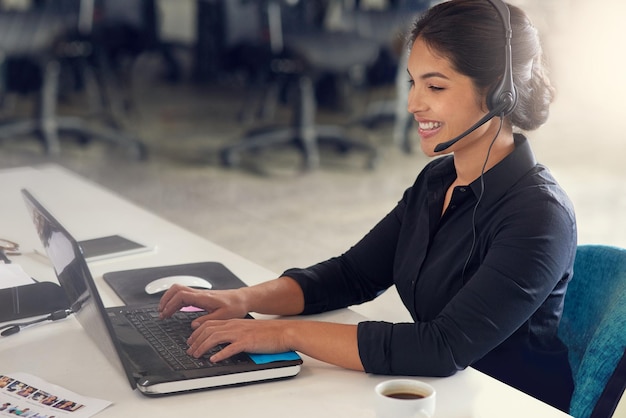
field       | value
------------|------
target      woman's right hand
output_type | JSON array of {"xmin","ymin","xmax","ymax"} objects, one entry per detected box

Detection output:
[{"xmin": 158, "ymin": 285, "xmax": 249, "ymax": 320}]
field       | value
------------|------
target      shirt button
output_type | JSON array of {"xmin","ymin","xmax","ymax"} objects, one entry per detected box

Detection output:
[{"xmin": 459, "ymin": 187, "xmax": 467, "ymax": 192}]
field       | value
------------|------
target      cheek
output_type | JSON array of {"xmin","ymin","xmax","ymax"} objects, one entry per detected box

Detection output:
[{"xmin": 446, "ymin": 98, "xmax": 486, "ymax": 130}]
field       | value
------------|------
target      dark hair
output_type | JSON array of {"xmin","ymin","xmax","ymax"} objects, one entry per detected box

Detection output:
[{"xmin": 409, "ymin": 0, "xmax": 554, "ymax": 131}]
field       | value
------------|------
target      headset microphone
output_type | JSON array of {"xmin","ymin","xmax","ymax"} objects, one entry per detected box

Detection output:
[
  {"xmin": 433, "ymin": 0, "xmax": 517, "ymax": 153},
  {"xmin": 433, "ymin": 101, "xmax": 508, "ymax": 152}
]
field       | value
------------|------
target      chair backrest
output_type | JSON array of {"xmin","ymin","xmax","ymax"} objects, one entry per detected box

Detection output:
[
  {"xmin": 0, "ymin": 0, "xmax": 80, "ymax": 54},
  {"xmin": 558, "ymin": 244, "xmax": 626, "ymax": 418}
]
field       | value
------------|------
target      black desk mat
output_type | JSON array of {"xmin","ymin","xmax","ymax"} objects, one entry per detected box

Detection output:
[{"xmin": 103, "ymin": 262, "xmax": 247, "ymax": 306}]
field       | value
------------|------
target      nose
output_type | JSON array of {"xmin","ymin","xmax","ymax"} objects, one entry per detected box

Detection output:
[{"xmin": 407, "ymin": 85, "xmax": 427, "ymax": 115}]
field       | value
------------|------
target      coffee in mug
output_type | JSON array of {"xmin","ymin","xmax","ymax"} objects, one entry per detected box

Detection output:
[
  {"xmin": 384, "ymin": 391, "xmax": 426, "ymax": 400},
  {"xmin": 374, "ymin": 379, "xmax": 436, "ymax": 418}
]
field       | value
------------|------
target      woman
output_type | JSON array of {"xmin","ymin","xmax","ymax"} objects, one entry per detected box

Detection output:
[{"xmin": 159, "ymin": 0, "xmax": 576, "ymax": 411}]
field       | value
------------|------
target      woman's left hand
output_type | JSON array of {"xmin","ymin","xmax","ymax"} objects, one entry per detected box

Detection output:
[
  {"xmin": 187, "ymin": 317, "xmax": 292, "ymax": 363},
  {"xmin": 186, "ymin": 316, "xmax": 364, "ymax": 372}
]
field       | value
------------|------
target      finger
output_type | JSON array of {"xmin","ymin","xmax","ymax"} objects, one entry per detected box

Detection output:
[
  {"xmin": 159, "ymin": 283, "xmax": 199, "ymax": 303},
  {"xmin": 159, "ymin": 288, "xmax": 209, "ymax": 318},
  {"xmin": 158, "ymin": 284, "xmax": 194, "ymax": 311},
  {"xmin": 209, "ymin": 341, "xmax": 245, "ymax": 363},
  {"xmin": 187, "ymin": 319, "xmax": 221, "ymax": 346},
  {"xmin": 190, "ymin": 308, "xmax": 235, "ymax": 323},
  {"xmin": 187, "ymin": 320, "xmax": 254, "ymax": 362},
  {"xmin": 157, "ymin": 285, "xmax": 180, "ymax": 309},
  {"xmin": 187, "ymin": 324, "xmax": 232, "ymax": 358}
]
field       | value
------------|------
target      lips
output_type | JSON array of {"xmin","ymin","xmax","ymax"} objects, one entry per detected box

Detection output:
[{"xmin": 417, "ymin": 120, "xmax": 443, "ymax": 139}]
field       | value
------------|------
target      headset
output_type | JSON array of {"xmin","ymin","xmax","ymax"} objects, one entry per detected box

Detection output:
[
  {"xmin": 449, "ymin": 0, "xmax": 518, "ymax": 281},
  {"xmin": 434, "ymin": 0, "xmax": 518, "ymax": 152}
]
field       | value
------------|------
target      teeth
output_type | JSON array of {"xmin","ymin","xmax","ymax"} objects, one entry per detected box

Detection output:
[{"xmin": 419, "ymin": 121, "xmax": 442, "ymax": 130}]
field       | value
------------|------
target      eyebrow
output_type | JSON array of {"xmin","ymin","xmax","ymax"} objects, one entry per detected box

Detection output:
[{"xmin": 406, "ymin": 69, "xmax": 450, "ymax": 80}]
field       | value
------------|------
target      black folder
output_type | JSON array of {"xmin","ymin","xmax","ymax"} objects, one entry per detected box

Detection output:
[{"xmin": 0, "ymin": 281, "xmax": 69, "ymax": 322}]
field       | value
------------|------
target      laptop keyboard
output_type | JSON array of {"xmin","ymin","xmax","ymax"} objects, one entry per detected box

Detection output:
[{"xmin": 124, "ymin": 307, "xmax": 251, "ymax": 371}]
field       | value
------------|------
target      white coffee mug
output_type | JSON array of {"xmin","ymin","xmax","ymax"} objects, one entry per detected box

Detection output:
[{"xmin": 374, "ymin": 379, "xmax": 436, "ymax": 418}]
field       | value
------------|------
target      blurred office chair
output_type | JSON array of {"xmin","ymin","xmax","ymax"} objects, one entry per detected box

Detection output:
[
  {"xmin": 558, "ymin": 244, "xmax": 626, "ymax": 418},
  {"xmin": 332, "ymin": 1, "xmax": 428, "ymax": 153},
  {"xmin": 0, "ymin": 0, "xmax": 146, "ymax": 158},
  {"xmin": 94, "ymin": 0, "xmax": 183, "ymax": 107},
  {"xmin": 220, "ymin": 0, "xmax": 381, "ymax": 171}
]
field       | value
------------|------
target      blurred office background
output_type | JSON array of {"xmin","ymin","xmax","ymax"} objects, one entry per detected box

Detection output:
[{"xmin": 0, "ymin": 1, "xmax": 624, "ymax": 412}]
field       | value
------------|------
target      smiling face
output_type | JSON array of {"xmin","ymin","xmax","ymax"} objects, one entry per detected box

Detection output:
[{"xmin": 407, "ymin": 38, "xmax": 497, "ymax": 157}]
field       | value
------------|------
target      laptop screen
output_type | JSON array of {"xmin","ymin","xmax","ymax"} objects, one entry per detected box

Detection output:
[{"xmin": 21, "ymin": 189, "xmax": 136, "ymax": 388}]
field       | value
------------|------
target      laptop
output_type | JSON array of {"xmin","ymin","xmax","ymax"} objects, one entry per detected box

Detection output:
[{"xmin": 21, "ymin": 189, "xmax": 302, "ymax": 396}]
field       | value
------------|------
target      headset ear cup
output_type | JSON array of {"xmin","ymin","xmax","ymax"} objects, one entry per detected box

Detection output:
[
  {"xmin": 488, "ymin": 82, "xmax": 516, "ymax": 115},
  {"xmin": 502, "ymin": 87, "xmax": 517, "ymax": 115},
  {"xmin": 487, "ymin": 83, "xmax": 503, "ymax": 113}
]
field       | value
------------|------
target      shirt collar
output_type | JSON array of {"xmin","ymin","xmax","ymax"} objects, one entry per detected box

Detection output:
[
  {"xmin": 427, "ymin": 133, "xmax": 537, "ymax": 204},
  {"xmin": 468, "ymin": 133, "xmax": 537, "ymax": 205}
]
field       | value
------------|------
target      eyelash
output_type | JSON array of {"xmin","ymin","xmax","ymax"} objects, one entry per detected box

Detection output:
[{"xmin": 407, "ymin": 79, "xmax": 445, "ymax": 92}]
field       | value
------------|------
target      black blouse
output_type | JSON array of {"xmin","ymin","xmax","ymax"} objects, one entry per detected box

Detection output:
[{"xmin": 284, "ymin": 134, "xmax": 576, "ymax": 411}]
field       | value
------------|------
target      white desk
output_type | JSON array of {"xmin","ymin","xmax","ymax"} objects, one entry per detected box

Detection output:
[{"xmin": 0, "ymin": 164, "xmax": 571, "ymax": 417}]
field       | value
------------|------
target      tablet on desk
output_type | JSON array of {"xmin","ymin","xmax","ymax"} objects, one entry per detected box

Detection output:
[{"xmin": 78, "ymin": 235, "xmax": 153, "ymax": 262}]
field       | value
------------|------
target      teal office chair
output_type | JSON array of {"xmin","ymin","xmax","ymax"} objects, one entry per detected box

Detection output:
[{"xmin": 558, "ymin": 245, "xmax": 626, "ymax": 418}]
